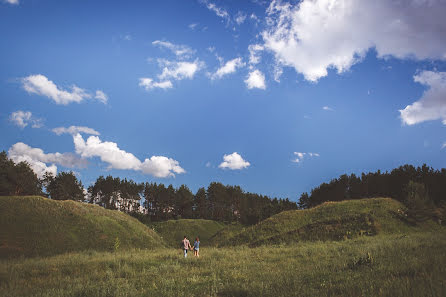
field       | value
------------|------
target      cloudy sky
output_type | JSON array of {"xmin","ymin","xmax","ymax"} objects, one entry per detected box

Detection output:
[{"xmin": 1, "ymin": 0, "xmax": 446, "ymax": 200}]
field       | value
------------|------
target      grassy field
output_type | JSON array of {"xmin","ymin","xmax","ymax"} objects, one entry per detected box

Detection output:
[
  {"xmin": 0, "ymin": 196, "xmax": 163, "ymax": 258},
  {"xmin": 212, "ymin": 198, "xmax": 422, "ymax": 247},
  {"xmin": 149, "ymin": 219, "xmax": 227, "ymax": 247},
  {"xmin": 0, "ymin": 231, "xmax": 445, "ymax": 297}
]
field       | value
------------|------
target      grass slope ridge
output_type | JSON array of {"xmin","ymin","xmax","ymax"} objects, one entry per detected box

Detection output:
[
  {"xmin": 214, "ymin": 198, "xmax": 419, "ymax": 247},
  {"xmin": 149, "ymin": 219, "xmax": 226, "ymax": 247},
  {"xmin": 0, "ymin": 196, "xmax": 163, "ymax": 258}
]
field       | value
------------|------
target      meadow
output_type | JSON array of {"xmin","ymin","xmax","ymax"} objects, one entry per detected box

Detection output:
[
  {"xmin": 1, "ymin": 196, "xmax": 445, "ymax": 296},
  {"xmin": 1, "ymin": 231, "xmax": 445, "ymax": 297}
]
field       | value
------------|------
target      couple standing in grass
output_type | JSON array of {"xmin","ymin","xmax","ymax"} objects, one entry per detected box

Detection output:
[{"xmin": 182, "ymin": 236, "xmax": 199, "ymax": 258}]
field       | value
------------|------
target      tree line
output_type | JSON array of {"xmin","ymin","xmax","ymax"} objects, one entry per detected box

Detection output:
[
  {"xmin": 298, "ymin": 164, "xmax": 446, "ymax": 210},
  {"xmin": 0, "ymin": 151, "xmax": 297, "ymax": 225}
]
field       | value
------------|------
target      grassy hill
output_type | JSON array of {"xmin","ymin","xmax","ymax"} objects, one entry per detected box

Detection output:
[
  {"xmin": 212, "ymin": 198, "xmax": 431, "ymax": 247},
  {"xmin": 149, "ymin": 219, "xmax": 227, "ymax": 247},
  {"xmin": 0, "ymin": 196, "xmax": 163, "ymax": 258}
]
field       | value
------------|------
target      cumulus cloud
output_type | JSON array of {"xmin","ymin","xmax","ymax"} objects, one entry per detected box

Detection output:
[
  {"xmin": 52, "ymin": 126, "xmax": 100, "ymax": 136},
  {"xmin": 262, "ymin": 0, "xmax": 446, "ymax": 82},
  {"xmin": 219, "ymin": 152, "xmax": 250, "ymax": 170},
  {"xmin": 152, "ymin": 40, "xmax": 195, "ymax": 58},
  {"xmin": 400, "ymin": 71, "xmax": 446, "ymax": 126},
  {"xmin": 8, "ymin": 142, "xmax": 87, "ymax": 178},
  {"xmin": 94, "ymin": 90, "xmax": 108, "ymax": 103},
  {"xmin": 322, "ymin": 106, "xmax": 334, "ymax": 111},
  {"xmin": 73, "ymin": 134, "xmax": 185, "ymax": 178},
  {"xmin": 139, "ymin": 78, "xmax": 173, "ymax": 91},
  {"xmin": 3, "ymin": 0, "xmax": 19, "ymax": 4},
  {"xmin": 292, "ymin": 152, "xmax": 319, "ymax": 163},
  {"xmin": 22, "ymin": 74, "xmax": 105, "ymax": 105},
  {"xmin": 245, "ymin": 70, "xmax": 266, "ymax": 90},
  {"xmin": 9, "ymin": 111, "xmax": 43, "ymax": 129},
  {"xmin": 140, "ymin": 156, "xmax": 186, "ymax": 178},
  {"xmin": 211, "ymin": 57, "xmax": 245, "ymax": 80},
  {"xmin": 158, "ymin": 59, "xmax": 203, "ymax": 81}
]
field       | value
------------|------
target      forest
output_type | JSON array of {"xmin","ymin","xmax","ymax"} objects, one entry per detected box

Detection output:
[
  {"xmin": 0, "ymin": 151, "xmax": 297, "ymax": 225},
  {"xmin": 2, "ymin": 150, "xmax": 445, "ymax": 225}
]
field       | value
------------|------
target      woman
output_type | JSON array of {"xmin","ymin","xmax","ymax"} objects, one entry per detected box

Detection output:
[{"xmin": 193, "ymin": 237, "xmax": 200, "ymax": 257}]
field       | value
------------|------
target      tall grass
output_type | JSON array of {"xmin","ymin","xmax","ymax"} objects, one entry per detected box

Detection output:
[
  {"xmin": 1, "ymin": 231, "xmax": 445, "ymax": 297},
  {"xmin": 0, "ymin": 196, "xmax": 163, "ymax": 258}
]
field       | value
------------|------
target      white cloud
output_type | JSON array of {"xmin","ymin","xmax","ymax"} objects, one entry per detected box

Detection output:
[
  {"xmin": 322, "ymin": 106, "xmax": 334, "ymax": 111},
  {"xmin": 211, "ymin": 57, "xmax": 245, "ymax": 80},
  {"xmin": 95, "ymin": 90, "xmax": 108, "ymax": 103},
  {"xmin": 9, "ymin": 110, "xmax": 43, "ymax": 129},
  {"xmin": 22, "ymin": 74, "xmax": 105, "ymax": 105},
  {"xmin": 158, "ymin": 59, "xmax": 203, "ymax": 81},
  {"xmin": 139, "ymin": 78, "xmax": 173, "ymax": 91},
  {"xmin": 235, "ymin": 12, "xmax": 247, "ymax": 25},
  {"xmin": 400, "ymin": 71, "xmax": 446, "ymax": 126},
  {"xmin": 152, "ymin": 40, "xmax": 195, "ymax": 58},
  {"xmin": 203, "ymin": 1, "xmax": 230, "ymax": 21},
  {"xmin": 188, "ymin": 23, "xmax": 198, "ymax": 30},
  {"xmin": 52, "ymin": 126, "xmax": 100, "ymax": 136},
  {"xmin": 248, "ymin": 44, "xmax": 264, "ymax": 65},
  {"xmin": 292, "ymin": 151, "xmax": 319, "ymax": 163},
  {"xmin": 219, "ymin": 152, "xmax": 250, "ymax": 170},
  {"xmin": 140, "ymin": 156, "xmax": 186, "ymax": 178},
  {"xmin": 442, "ymin": 142, "xmax": 446, "ymax": 149},
  {"xmin": 73, "ymin": 134, "xmax": 185, "ymax": 178},
  {"xmin": 262, "ymin": 0, "xmax": 446, "ymax": 82},
  {"xmin": 245, "ymin": 70, "xmax": 266, "ymax": 90},
  {"xmin": 3, "ymin": 0, "xmax": 19, "ymax": 4},
  {"xmin": 8, "ymin": 142, "xmax": 87, "ymax": 178}
]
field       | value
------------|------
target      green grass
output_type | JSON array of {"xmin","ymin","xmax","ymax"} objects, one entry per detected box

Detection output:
[
  {"xmin": 149, "ymin": 219, "xmax": 227, "ymax": 247},
  {"xmin": 0, "ymin": 196, "xmax": 163, "ymax": 258},
  {"xmin": 213, "ymin": 198, "xmax": 427, "ymax": 247},
  {"xmin": 0, "ymin": 231, "xmax": 445, "ymax": 296}
]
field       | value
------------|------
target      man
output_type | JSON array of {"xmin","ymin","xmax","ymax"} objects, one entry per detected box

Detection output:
[{"xmin": 181, "ymin": 235, "xmax": 192, "ymax": 258}]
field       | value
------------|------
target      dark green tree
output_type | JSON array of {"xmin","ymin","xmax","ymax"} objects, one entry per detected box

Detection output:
[{"xmin": 45, "ymin": 171, "xmax": 84, "ymax": 201}]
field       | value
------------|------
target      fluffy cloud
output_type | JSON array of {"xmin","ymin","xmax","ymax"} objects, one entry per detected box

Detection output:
[
  {"xmin": 245, "ymin": 70, "xmax": 266, "ymax": 90},
  {"xmin": 8, "ymin": 142, "xmax": 87, "ymax": 178},
  {"xmin": 219, "ymin": 152, "xmax": 250, "ymax": 170},
  {"xmin": 322, "ymin": 106, "xmax": 334, "ymax": 111},
  {"xmin": 292, "ymin": 152, "xmax": 320, "ymax": 163},
  {"xmin": 22, "ymin": 74, "xmax": 105, "ymax": 105},
  {"xmin": 73, "ymin": 134, "xmax": 185, "ymax": 178},
  {"xmin": 3, "ymin": 0, "xmax": 18, "ymax": 4},
  {"xmin": 139, "ymin": 78, "xmax": 173, "ymax": 91},
  {"xmin": 9, "ymin": 110, "xmax": 43, "ymax": 129},
  {"xmin": 140, "ymin": 156, "xmax": 186, "ymax": 178},
  {"xmin": 94, "ymin": 90, "xmax": 108, "ymax": 103},
  {"xmin": 400, "ymin": 71, "xmax": 446, "ymax": 126},
  {"xmin": 211, "ymin": 57, "xmax": 245, "ymax": 80},
  {"xmin": 152, "ymin": 40, "xmax": 195, "ymax": 58},
  {"xmin": 158, "ymin": 59, "xmax": 203, "ymax": 81},
  {"xmin": 52, "ymin": 126, "xmax": 100, "ymax": 136},
  {"xmin": 262, "ymin": 0, "xmax": 446, "ymax": 82}
]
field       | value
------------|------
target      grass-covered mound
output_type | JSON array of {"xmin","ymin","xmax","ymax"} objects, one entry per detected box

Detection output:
[
  {"xmin": 149, "ymin": 219, "xmax": 226, "ymax": 247},
  {"xmin": 0, "ymin": 196, "xmax": 163, "ymax": 258},
  {"xmin": 213, "ymin": 198, "xmax": 426, "ymax": 247}
]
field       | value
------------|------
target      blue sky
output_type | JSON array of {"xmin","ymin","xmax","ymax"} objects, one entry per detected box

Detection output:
[{"xmin": 1, "ymin": 0, "xmax": 446, "ymax": 201}]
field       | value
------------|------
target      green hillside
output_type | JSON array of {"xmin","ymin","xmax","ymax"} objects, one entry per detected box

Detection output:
[
  {"xmin": 0, "ymin": 196, "xmax": 163, "ymax": 258},
  {"xmin": 213, "ymin": 198, "xmax": 431, "ymax": 247},
  {"xmin": 149, "ymin": 219, "xmax": 227, "ymax": 247}
]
